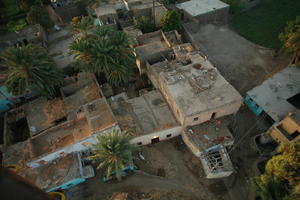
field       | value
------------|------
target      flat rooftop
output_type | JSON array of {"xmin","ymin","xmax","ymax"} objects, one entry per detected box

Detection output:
[
  {"xmin": 25, "ymin": 98, "xmax": 66, "ymax": 136},
  {"xmin": 3, "ymin": 140, "xmax": 31, "ymax": 167},
  {"xmin": 109, "ymin": 90, "xmax": 179, "ymax": 136},
  {"xmin": 29, "ymin": 118, "xmax": 91, "ymax": 159},
  {"xmin": 20, "ymin": 153, "xmax": 82, "ymax": 191},
  {"xmin": 0, "ymin": 24, "xmax": 44, "ymax": 50},
  {"xmin": 176, "ymin": 0, "xmax": 229, "ymax": 17},
  {"xmin": 184, "ymin": 120, "xmax": 234, "ymax": 151},
  {"xmin": 148, "ymin": 48, "xmax": 243, "ymax": 117},
  {"xmin": 83, "ymin": 98, "xmax": 117, "ymax": 131},
  {"xmin": 247, "ymin": 66, "xmax": 300, "ymax": 122},
  {"xmin": 95, "ymin": 4, "xmax": 117, "ymax": 17},
  {"xmin": 123, "ymin": 26, "xmax": 142, "ymax": 40},
  {"xmin": 61, "ymin": 72, "xmax": 103, "ymax": 116}
]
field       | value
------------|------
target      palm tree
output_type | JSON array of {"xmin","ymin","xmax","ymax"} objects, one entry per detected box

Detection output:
[
  {"xmin": 70, "ymin": 15, "xmax": 94, "ymax": 37},
  {"xmin": 0, "ymin": 44, "xmax": 64, "ymax": 97},
  {"xmin": 69, "ymin": 26, "xmax": 136, "ymax": 85},
  {"xmin": 88, "ymin": 129, "xmax": 136, "ymax": 181}
]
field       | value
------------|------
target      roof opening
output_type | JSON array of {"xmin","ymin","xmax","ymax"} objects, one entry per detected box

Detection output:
[{"xmin": 287, "ymin": 92, "xmax": 300, "ymax": 109}]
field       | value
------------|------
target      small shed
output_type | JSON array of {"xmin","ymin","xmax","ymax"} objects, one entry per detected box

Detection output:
[{"xmin": 176, "ymin": 0, "xmax": 229, "ymax": 25}]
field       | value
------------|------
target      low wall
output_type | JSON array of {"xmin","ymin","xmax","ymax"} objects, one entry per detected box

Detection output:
[{"xmin": 184, "ymin": 100, "xmax": 242, "ymax": 127}]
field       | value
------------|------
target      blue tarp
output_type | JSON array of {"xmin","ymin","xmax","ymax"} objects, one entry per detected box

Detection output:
[{"xmin": 0, "ymin": 86, "xmax": 12, "ymax": 99}]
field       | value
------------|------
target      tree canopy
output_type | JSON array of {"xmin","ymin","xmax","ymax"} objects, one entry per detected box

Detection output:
[
  {"xmin": 26, "ymin": 5, "xmax": 54, "ymax": 29},
  {"xmin": 69, "ymin": 26, "xmax": 136, "ymax": 86},
  {"xmin": 279, "ymin": 16, "xmax": 300, "ymax": 66},
  {"xmin": 160, "ymin": 10, "xmax": 180, "ymax": 32},
  {"xmin": 88, "ymin": 129, "xmax": 136, "ymax": 181},
  {"xmin": 0, "ymin": 44, "xmax": 64, "ymax": 97},
  {"xmin": 251, "ymin": 141, "xmax": 300, "ymax": 200}
]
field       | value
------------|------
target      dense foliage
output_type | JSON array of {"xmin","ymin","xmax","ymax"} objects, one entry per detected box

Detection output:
[
  {"xmin": 279, "ymin": 17, "xmax": 300, "ymax": 53},
  {"xmin": 136, "ymin": 16, "xmax": 156, "ymax": 33},
  {"xmin": 26, "ymin": 5, "xmax": 54, "ymax": 29},
  {"xmin": 161, "ymin": 10, "xmax": 180, "ymax": 32},
  {"xmin": 88, "ymin": 129, "xmax": 136, "ymax": 181},
  {"xmin": 6, "ymin": 19, "xmax": 27, "ymax": 32},
  {"xmin": 69, "ymin": 26, "xmax": 136, "ymax": 86},
  {"xmin": 251, "ymin": 142, "xmax": 300, "ymax": 200},
  {"xmin": 0, "ymin": 45, "xmax": 64, "ymax": 97}
]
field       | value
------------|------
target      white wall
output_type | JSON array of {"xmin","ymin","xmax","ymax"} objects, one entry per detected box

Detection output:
[
  {"xmin": 130, "ymin": 126, "xmax": 182, "ymax": 145},
  {"xmin": 184, "ymin": 100, "xmax": 242, "ymax": 127}
]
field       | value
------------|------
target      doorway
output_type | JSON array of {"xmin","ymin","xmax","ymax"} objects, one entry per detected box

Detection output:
[
  {"xmin": 151, "ymin": 137, "xmax": 160, "ymax": 144},
  {"xmin": 210, "ymin": 112, "xmax": 216, "ymax": 120}
]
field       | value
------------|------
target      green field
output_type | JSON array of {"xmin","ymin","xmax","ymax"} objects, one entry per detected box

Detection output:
[{"xmin": 232, "ymin": 0, "xmax": 300, "ymax": 50}]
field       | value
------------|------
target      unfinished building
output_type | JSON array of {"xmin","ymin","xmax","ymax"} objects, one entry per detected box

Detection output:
[
  {"xmin": 182, "ymin": 120, "xmax": 234, "ymax": 178},
  {"xmin": 147, "ymin": 43, "xmax": 243, "ymax": 127},
  {"xmin": 109, "ymin": 90, "xmax": 182, "ymax": 145},
  {"xmin": 94, "ymin": 4, "xmax": 119, "ymax": 29},
  {"xmin": 135, "ymin": 30, "xmax": 182, "ymax": 74},
  {"xmin": 3, "ymin": 73, "xmax": 117, "ymax": 168},
  {"xmin": 0, "ymin": 24, "xmax": 47, "ymax": 51},
  {"xmin": 122, "ymin": 0, "xmax": 167, "ymax": 26}
]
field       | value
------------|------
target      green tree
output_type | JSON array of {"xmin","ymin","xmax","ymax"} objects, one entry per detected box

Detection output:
[
  {"xmin": 279, "ymin": 16, "xmax": 300, "ymax": 66},
  {"xmin": 26, "ymin": 5, "xmax": 54, "ymax": 29},
  {"xmin": 70, "ymin": 16, "xmax": 94, "ymax": 36},
  {"xmin": 136, "ymin": 16, "xmax": 156, "ymax": 33},
  {"xmin": 88, "ymin": 129, "xmax": 136, "ymax": 181},
  {"xmin": 160, "ymin": 10, "xmax": 180, "ymax": 32},
  {"xmin": 251, "ymin": 142, "xmax": 300, "ymax": 200},
  {"xmin": 279, "ymin": 16, "xmax": 300, "ymax": 49},
  {"xmin": 69, "ymin": 26, "xmax": 136, "ymax": 86},
  {"xmin": 0, "ymin": 45, "xmax": 64, "ymax": 97}
]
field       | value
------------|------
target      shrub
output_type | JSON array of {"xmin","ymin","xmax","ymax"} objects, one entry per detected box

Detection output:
[
  {"xmin": 7, "ymin": 19, "xmax": 27, "ymax": 32},
  {"xmin": 136, "ymin": 16, "xmax": 156, "ymax": 33},
  {"xmin": 161, "ymin": 10, "xmax": 180, "ymax": 32}
]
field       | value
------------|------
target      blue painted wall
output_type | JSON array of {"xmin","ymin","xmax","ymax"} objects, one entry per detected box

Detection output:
[
  {"xmin": 0, "ymin": 99, "xmax": 13, "ymax": 112},
  {"xmin": 244, "ymin": 95, "xmax": 263, "ymax": 116},
  {"xmin": 46, "ymin": 178, "xmax": 86, "ymax": 192}
]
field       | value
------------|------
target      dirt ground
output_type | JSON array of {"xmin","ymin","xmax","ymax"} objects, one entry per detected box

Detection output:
[
  {"xmin": 106, "ymin": 189, "xmax": 197, "ymax": 200},
  {"xmin": 183, "ymin": 23, "xmax": 290, "ymax": 95},
  {"xmin": 68, "ymin": 109, "xmax": 267, "ymax": 200},
  {"xmin": 68, "ymin": 137, "xmax": 232, "ymax": 200}
]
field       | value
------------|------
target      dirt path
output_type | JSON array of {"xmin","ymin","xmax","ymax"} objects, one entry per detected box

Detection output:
[{"xmin": 69, "ymin": 140, "xmax": 222, "ymax": 200}]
